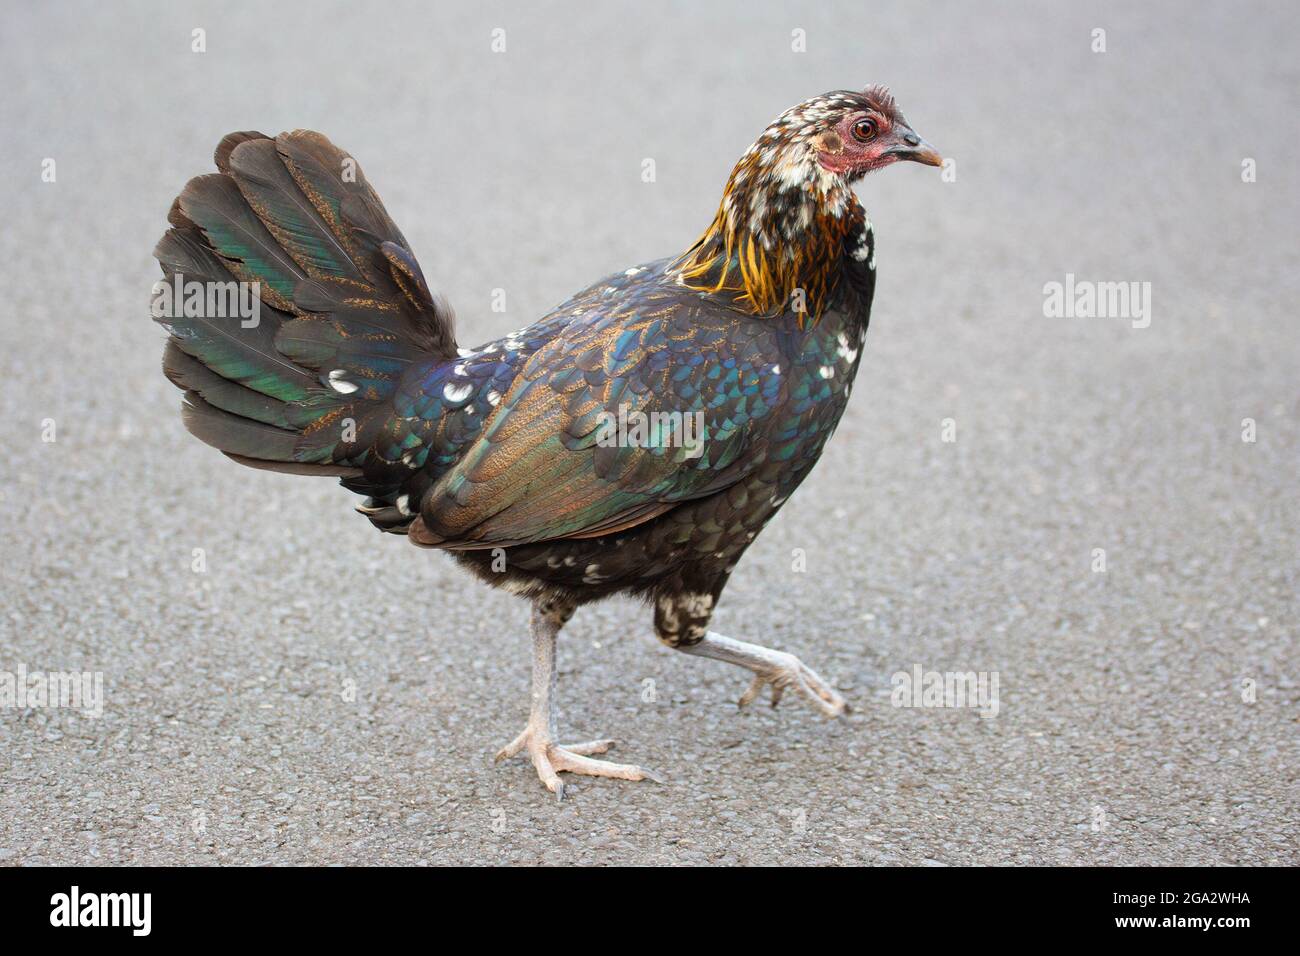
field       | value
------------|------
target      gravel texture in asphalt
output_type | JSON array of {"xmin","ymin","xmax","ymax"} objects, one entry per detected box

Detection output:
[{"xmin": 0, "ymin": 1, "xmax": 1295, "ymax": 865}]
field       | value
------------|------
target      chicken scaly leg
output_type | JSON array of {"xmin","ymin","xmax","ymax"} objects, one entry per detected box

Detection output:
[
  {"xmin": 655, "ymin": 595, "xmax": 849, "ymax": 716},
  {"xmin": 679, "ymin": 632, "xmax": 849, "ymax": 716},
  {"xmin": 495, "ymin": 596, "xmax": 660, "ymax": 798}
]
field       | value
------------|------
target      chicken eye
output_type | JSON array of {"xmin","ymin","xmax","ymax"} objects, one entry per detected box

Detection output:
[{"xmin": 851, "ymin": 119, "xmax": 878, "ymax": 143}]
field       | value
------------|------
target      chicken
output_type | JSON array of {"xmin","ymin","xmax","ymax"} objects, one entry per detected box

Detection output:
[{"xmin": 151, "ymin": 86, "xmax": 941, "ymax": 796}]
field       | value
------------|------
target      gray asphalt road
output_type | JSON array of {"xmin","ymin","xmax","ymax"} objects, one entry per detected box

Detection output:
[{"xmin": 0, "ymin": 1, "xmax": 1295, "ymax": 866}]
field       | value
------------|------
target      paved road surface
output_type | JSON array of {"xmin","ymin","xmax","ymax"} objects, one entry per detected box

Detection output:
[{"xmin": 0, "ymin": 1, "xmax": 1294, "ymax": 865}]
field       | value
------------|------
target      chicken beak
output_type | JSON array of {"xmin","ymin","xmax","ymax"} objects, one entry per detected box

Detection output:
[{"xmin": 888, "ymin": 129, "xmax": 944, "ymax": 168}]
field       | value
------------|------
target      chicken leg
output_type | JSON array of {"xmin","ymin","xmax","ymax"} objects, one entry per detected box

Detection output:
[
  {"xmin": 495, "ymin": 596, "xmax": 660, "ymax": 798},
  {"xmin": 680, "ymin": 632, "xmax": 849, "ymax": 716}
]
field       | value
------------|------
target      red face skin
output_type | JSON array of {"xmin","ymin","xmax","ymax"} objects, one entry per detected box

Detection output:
[{"xmin": 816, "ymin": 111, "xmax": 943, "ymax": 177}]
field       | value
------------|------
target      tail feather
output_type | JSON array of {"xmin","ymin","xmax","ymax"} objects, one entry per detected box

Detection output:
[
  {"xmin": 179, "ymin": 392, "xmax": 361, "ymax": 478},
  {"xmin": 275, "ymin": 129, "xmax": 410, "ymax": 266},
  {"xmin": 226, "ymin": 137, "xmax": 371, "ymax": 288},
  {"xmin": 154, "ymin": 235, "xmax": 317, "ymax": 403},
  {"xmin": 214, "ymin": 130, "xmax": 271, "ymax": 173},
  {"xmin": 153, "ymin": 128, "xmax": 456, "ymax": 487},
  {"xmin": 180, "ymin": 393, "xmax": 302, "ymax": 462},
  {"xmin": 163, "ymin": 341, "xmax": 301, "ymax": 428},
  {"xmin": 174, "ymin": 173, "xmax": 304, "ymax": 310}
]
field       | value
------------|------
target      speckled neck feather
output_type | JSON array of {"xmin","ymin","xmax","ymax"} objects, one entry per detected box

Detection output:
[{"xmin": 673, "ymin": 91, "xmax": 885, "ymax": 325}]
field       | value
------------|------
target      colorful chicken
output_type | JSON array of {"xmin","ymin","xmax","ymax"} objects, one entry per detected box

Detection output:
[{"xmin": 153, "ymin": 86, "xmax": 941, "ymax": 796}]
